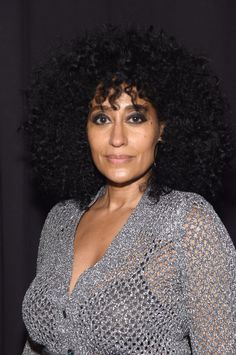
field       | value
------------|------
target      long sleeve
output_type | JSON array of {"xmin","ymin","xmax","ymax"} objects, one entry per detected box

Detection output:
[
  {"xmin": 180, "ymin": 196, "xmax": 236, "ymax": 354},
  {"xmin": 22, "ymin": 202, "xmax": 63, "ymax": 355}
]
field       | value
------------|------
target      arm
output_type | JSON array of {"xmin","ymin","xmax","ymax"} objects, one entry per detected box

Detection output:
[
  {"xmin": 22, "ymin": 202, "xmax": 64, "ymax": 355},
  {"xmin": 180, "ymin": 196, "xmax": 236, "ymax": 354}
]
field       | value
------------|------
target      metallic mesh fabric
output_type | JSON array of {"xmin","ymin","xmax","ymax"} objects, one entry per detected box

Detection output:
[{"xmin": 22, "ymin": 186, "xmax": 236, "ymax": 354}]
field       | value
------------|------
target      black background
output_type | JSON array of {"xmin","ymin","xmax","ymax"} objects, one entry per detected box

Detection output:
[{"xmin": 1, "ymin": 1, "xmax": 236, "ymax": 354}]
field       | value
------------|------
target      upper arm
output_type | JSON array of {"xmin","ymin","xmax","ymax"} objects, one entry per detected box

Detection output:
[
  {"xmin": 180, "ymin": 196, "xmax": 236, "ymax": 354},
  {"xmin": 22, "ymin": 201, "xmax": 68, "ymax": 353},
  {"xmin": 35, "ymin": 202, "xmax": 62, "ymax": 274}
]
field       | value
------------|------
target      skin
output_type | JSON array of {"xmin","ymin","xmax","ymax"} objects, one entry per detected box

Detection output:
[
  {"xmin": 68, "ymin": 86, "xmax": 165, "ymax": 294},
  {"xmin": 86, "ymin": 86, "xmax": 165, "ymax": 210}
]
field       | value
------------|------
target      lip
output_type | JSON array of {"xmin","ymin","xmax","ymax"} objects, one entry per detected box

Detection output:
[{"xmin": 105, "ymin": 155, "xmax": 134, "ymax": 163}]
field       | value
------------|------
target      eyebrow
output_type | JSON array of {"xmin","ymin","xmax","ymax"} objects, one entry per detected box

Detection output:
[{"xmin": 89, "ymin": 104, "xmax": 149, "ymax": 113}]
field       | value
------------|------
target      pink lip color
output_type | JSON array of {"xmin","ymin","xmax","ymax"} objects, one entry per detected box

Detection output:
[{"xmin": 105, "ymin": 155, "xmax": 134, "ymax": 163}]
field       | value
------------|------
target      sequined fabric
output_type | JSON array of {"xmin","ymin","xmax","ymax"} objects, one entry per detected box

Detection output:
[{"xmin": 22, "ymin": 186, "xmax": 236, "ymax": 354}]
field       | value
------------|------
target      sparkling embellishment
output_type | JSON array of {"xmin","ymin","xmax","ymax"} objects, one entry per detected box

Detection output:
[{"xmin": 22, "ymin": 187, "xmax": 236, "ymax": 354}]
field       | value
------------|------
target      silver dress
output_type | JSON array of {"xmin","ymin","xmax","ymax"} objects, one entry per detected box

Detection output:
[{"xmin": 22, "ymin": 186, "xmax": 236, "ymax": 354}]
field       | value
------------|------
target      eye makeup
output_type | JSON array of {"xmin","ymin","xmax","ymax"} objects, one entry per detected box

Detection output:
[{"xmin": 90, "ymin": 111, "xmax": 148, "ymax": 125}]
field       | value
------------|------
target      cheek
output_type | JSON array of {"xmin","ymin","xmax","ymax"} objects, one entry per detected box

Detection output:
[
  {"xmin": 87, "ymin": 123, "xmax": 158, "ymax": 155},
  {"xmin": 131, "ymin": 131, "xmax": 157, "ymax": 153},
  {"xmin": 87, "ymin": 128, "xmax": 103, "ymax": 153}
]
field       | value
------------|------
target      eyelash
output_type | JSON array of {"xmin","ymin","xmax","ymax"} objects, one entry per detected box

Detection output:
[{"xmin": 91, "ymin": 113, "xmax": 147, "ymax": 125}]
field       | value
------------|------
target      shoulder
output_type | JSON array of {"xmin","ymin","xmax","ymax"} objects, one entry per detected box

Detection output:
[
  {"xmin": 168, "ymin": 189, "xmax": 213, "ymax": 213},
  {"xmin": 148, "ymin": 189, "xmax": 214, "ymax": 218},
  {"xmin": 141, "ymin": 189, "xmax": 213, "ymax": 242},
  {"xmin": 38, "ymin": 199, "xmax": 80, "ymax": 243},
  {"xmin": 167, "ymin": 191, "xmax": 235, "ymax": 251},
  {"xmin": 154, "ymin": 190, "xmax": 236, "ymax": 258},
  {"xmin": 36, "ymin": 199, "xmax": 81, "ymax": 271},
  {"xmin": 166, "ymin": 190, "xmax": 222, "ymax": 227},
  {"xmin": 146, "ymin": 189, "xmax": 226, "ymax": 237},
  {"xmin": 163, "ymin": 189, "xmax": 210, "ymax": 206},
  {"xmin": 170, "ymin": 190, "xmax": 223, "ymax": 229},
  {"xmin": 43, "ymin": 198, "xmax": 80, "ymax": 228}
]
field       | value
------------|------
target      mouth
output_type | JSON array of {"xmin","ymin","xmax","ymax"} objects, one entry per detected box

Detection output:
[{"xmin": 105, "ymin": 155, "xmax": 134, "ymax": 164}]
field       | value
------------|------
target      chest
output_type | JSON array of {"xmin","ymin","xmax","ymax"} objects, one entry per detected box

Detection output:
[
  {"xmin": 74, "ymin": 203, "xmax": 134, "ymax": 262},
  {"xmin": 22, "ymin": 197, "xmax": 189, "ymax": 353},
  {"xmin": 22, "ymin": 225, "xmax": 186, "ymax": 354}
]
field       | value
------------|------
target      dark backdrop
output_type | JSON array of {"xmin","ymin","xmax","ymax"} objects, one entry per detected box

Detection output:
[{"xmin": 1, "ymin": 1, "xmax": 236, "ymax": 354}]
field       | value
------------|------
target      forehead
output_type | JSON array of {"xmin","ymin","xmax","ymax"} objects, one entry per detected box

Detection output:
[{"xmin": 89, "ymin": 83, "xmax": 151, "ymax": 110}]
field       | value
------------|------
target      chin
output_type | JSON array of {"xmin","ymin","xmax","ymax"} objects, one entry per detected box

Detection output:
[
  {"xmin": 104, "ymin": 172, "xmax": 149, "ymax": 187},
  {"xmin": 105, "ymin": 175, "xmax": 133, "ymax": 185},
  {"xmin": 96, "ymin": 164, "xmax": 152, "ymax": 186},
  {"xmin": 106, "ymin": 179, "xmax": 137, "ymax": 188}
]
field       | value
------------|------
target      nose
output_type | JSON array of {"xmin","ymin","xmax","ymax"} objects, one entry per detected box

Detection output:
[{"xmin": 109, "ymin": 121, "xmax": 127, "ymax": 147}]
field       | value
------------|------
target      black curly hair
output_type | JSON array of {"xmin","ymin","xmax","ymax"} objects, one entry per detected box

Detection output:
[{"xmin": 22, "ymin": 24, "xmax": 234, "ymax": 209}]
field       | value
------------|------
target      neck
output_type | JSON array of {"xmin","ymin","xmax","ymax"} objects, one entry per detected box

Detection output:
[{"xmin": 99, "ymin": 177, "xmax": 149, "ymax": 211}]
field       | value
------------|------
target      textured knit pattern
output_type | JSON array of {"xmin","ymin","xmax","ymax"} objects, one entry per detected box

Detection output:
[{"xmin": 22, "ymin": 186, "xmax": 236, "ymax": 354}]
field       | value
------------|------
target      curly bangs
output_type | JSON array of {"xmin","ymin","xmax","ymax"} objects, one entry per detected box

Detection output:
[{"xmin": 22, "ymin": 24, "xmax": 234, "ymax": 208}]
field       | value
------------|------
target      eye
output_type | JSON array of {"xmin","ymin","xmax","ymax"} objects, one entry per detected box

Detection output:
[
  {"xmin": 91, "ymin": 114, "xmax": 110, "ymax": 125},
  {"xmin": 128, "ymin": 113, "xmax": 147, "ymax": 124}
]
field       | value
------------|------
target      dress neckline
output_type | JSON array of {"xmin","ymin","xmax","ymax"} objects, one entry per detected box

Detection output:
[{"xmin": 66, "ymin": 184, "xmax": 151, "ymax": 298}]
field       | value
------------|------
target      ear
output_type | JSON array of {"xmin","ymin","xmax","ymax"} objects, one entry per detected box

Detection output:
[{"xmin": 158, "ymin": 121, "xmax": 165, "ymax": 141}]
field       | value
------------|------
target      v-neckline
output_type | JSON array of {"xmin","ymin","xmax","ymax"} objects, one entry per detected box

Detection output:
[{"xmin": 66, "ymin": 184, "xmax": 150, "ymax": 298}]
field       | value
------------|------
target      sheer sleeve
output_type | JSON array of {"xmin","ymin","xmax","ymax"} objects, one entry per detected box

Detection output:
[
  {"xmin": 35, "ymin": 202, "xmax": 63, "ymax": 274},
  {"xmin": 180, "ymin": 195, "xmax": 236, "ymax": 354},
  {"xmin": 22, "ymin": 202, "xmax": 64, "ymax": 355}
]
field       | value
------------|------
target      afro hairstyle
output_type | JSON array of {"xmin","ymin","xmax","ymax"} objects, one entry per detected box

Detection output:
[{"xmin": 22, "ymin": 24, "xmax": 234, "ymax": 209}]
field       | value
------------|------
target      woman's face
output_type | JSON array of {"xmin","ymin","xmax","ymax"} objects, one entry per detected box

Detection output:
[{"xmin": 87, "ymin": 87, "xmax": 165, "ymax": 186}]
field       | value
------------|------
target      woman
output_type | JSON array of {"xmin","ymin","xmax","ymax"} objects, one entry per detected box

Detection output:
[{"xmin": 22, "ymin": 24, "xmax": 236, "ymax": 354}]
